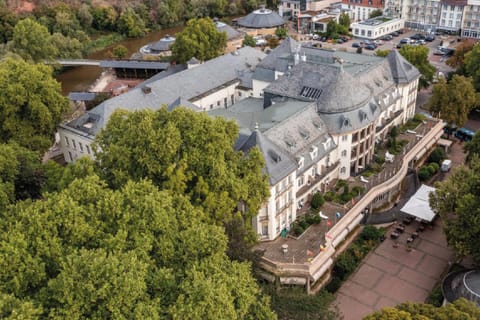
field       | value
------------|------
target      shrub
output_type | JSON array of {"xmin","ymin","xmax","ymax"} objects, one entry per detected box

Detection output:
[
  {"xmin": 428, "ymin": 147, "xmax": 447, "ymax": 164},
  {"xmin": 292, "ymin": 224, "xmax": 305, "ymax": 237},
  {"xmin": 418, "ymin": 166, "xmax": 431, "ymax": 181},
  {"xmin": 426, "ymin": 164, "xmax": 436, "ymax": 175},
  {"xmin": 324, "ymin": 191, "xmax": 335, "ymax": 202},
  {"xmin": 352, "ymin": 185, "xmax": 365, "ymax": 195},
  {"xmin": 375, "ymin": 156, "xmax": 385, "ymax": 165},
  {"xmin": 305, "ymin": 213, "xmax": 321, "ymax": 225},
  {"xmin": 334, "ymin": 252, "xmax": 357, "ymax": 280},
  {"xmin": 325, "ymin": 277, "xmax": 342, "ymax": 293},
  {"xmin": 311, "ymin": 192, "xmax": 325, "ymax": 210},
  {"xmin": 340, "ymin": 192, "xmax": 353, "ymax": 203},
  {"xmin": 298, "ymin": 218, "xmax": 309, "ymax": 230},
  {"xmin": 360, "ymin": 226, "xmax": 384, "ymax": 242},
  {"xmin": 413, "ymin": 113, "xmax": 427, "ymax": 122},
  {"xmin": 429, "ymin": 162, "xmax": 440, "ymax": 173}
]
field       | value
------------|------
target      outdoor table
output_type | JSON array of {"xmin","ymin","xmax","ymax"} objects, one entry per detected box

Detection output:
[{"xmin": 417, "ymin": 225, "xmax": 425, "ymax": 232}]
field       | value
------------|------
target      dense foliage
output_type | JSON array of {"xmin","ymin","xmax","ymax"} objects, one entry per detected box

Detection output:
[
  {"xmin": 430, "ymin": 157, "xmax": 480, "ymax": 263},
  {"xmin": 427, "ymin": 75, "xmax": 478, "ymax": 128},
  {"xmin": 363, "ymin": 298, "xmax": 480, "ymax": 319},
  {"xmin": 0, "ymin": 57, "xmax": 69, "ymax": 152},
  {"xmin": 399, "ymin": 45, "xmax": 435, "ymax": 89},
  {"xmin": 0, "ymin": 176, "xmax": 276, "ymax": 319},
  {"xmin": 171, "ymin": 17, "xmax": 227, "ymax": 63}
]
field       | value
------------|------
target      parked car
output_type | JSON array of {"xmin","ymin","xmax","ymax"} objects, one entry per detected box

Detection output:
[
  {"xmin": 441, "ymin": 159, "xmax": 452, "ymax": 172},
  {"xmin": 400, "ymin": 38, "xmax": 411, "ymax": 44},
  {"xmin": 391, "ymin": 31, "xmax": 399, "ymax": 37},
  {"xmin": 418, "ymin": 39, "xmax": 426, "ymax": 45},
  {"xmin": 365, "ymin": 44, "xmax": 376, "ymax": 50},
  {"xmin": 397, "ymin": 29, "xmax": 405, "ymax": 34},
  {"xmin": 339, "ymin": 36, "xmax": 349, "ymax": 42},
  {"xmin": 352, "ymin": 42, "xmax": 361, "ymax": 48},
  {"xmin": 425, "ymin": 34, "xmax": 435, "ymax": 42},
  {"xmin": 336, "ymin": 39, "xmax": 344, "ymax": 44},
  {"xmin": 373, "ymin": 39, "xmax": 383, "ymax": 45},
  {"xmin": 320, "ymin": 36, "xmax": 327, "ymax": 42},
  {"xmin": 312, "ymin": 34, "xmax": 320, "ymax": 40},
  {"xmin": 382, "ymin": 34, "xmax": 393, "ymax": 41}
]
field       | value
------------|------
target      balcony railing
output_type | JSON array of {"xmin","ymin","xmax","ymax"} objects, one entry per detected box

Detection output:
[{"xmin": 296, "ymin": 160, "xmax": 341, "ymax": 198}]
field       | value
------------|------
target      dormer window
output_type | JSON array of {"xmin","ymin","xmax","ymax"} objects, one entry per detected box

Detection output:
[
  {"xmin": 359, "ymin": 110, "xmax": 368, "ymax": 122},
  {"xmin": 284, "ymin": 136, "xmax": 296, "ymax": 148},
  {"xmin": 297, "ymin": 156, "xmax": 305, "ymax": 169},
  {"xmin": 322, "ymin": 137, "xmax": 331, "ymax": 149},
  {"xmin": 299, "ymin": 127, "xmax": 310, "ymax": 140},
  {"xmin": 340, "ymin": 116, "xmax": 351, "ymax": 128},
  {"xmin": 310, "ymin": 146, "xmax": 318, "ymax": 160}
]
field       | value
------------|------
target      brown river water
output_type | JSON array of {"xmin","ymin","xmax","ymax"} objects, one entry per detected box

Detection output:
[{"xmin": 55, "ymin": 26, "xmax": 183, "ymax": 95}]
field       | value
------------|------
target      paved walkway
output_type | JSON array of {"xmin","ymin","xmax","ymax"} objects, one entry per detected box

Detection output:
[{"xmin": 334, "ymin": 218, "xmax": 455, "ymax": 320}]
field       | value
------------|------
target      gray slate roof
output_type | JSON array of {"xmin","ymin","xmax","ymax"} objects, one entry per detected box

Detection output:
[
  {"xmin": 387, "ymin": 49, "xmax": 421, "ymax": 83},
  {"xmin": 150, "ymin": 36, "xmax": 175, "ymax": 51},
  {"xmin": 237, "ymin": 130, "xmax": 298, "ymax": 184},
  {"xmin": 216, "ymin": 21, "xmax": 243, "ymax": 40},
  {"xmin": 99, "ymin": 60, "xmax": 170, "ymax": 70},
  {"xmin": 167, "ymin": 97, "xmax": 202, "ymax": 112},
  {"xmin": 69, "ymin": 92, "xmax": 96, "ymax": 101},
  {"xmin": 238, "ymin": 8, "xmax": 285, "ymax": 28},
  {"xmin": 65, "ymin": 47, "xmax": 266, "ymax": 137}
]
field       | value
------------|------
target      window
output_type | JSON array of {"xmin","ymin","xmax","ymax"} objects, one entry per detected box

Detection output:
[
  {"xmin": 224, "ymin": 97, "xmax": 228, "ymax": 108},
  {"xmin": 276, "ymin": 200, "xmax": 281, "ymax": 212},
  {"xmin": 210, "ymin": 104, "xmax": 213, "ymax": 109},
  {"xmin": 341, "ymin": 150, "xmax": 347, "ymax": 157},
  {"xmin": 217, "ymin": 101, "xmax": 220, "ymax": 106},
  {"xmin": 64, "ymin": 136, "xmax": 69, "ymax": 146},
  {"xmin": 231, "ymin": 94, "xmax": 234, "ymax": 105},
  {"xmin": 78, "ymin": 142, "xmax": 83, "ymax": 152},
  {"xmin": 72, "ymin": 139, "xmax": 77, "ymax": 149},
  {"xmin": 238, "ymin": 91, "xmax": 242, "ymax": 97},
  {"xmin": 262, "ymin": 224, "xmax": 268, "ymax": 236},
  {"xmin": 298, "ymin": 175, "xmax": 304, "ymax": 187},
  {"xmin": 340, "ymin": 167, "xmax": 346, "ymax": 174},
  {"xmin": 68, "ymin": 151, "xmax": 73, "ymax": 162},
  {"xmin": 342, "ymin": 135, "xmax": 348, "ymax": 141},
  {"xmin": 86, "ymin": 145, "xmax": 91, "ymax": 154}
]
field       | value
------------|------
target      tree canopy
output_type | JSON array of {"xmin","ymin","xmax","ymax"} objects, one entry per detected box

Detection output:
[
  {"xmin": 0, "ymin": 57, "xmax": 69, "ymax": 152},
  {"xmin": 11, "ymin": 18, "xmax": 57, "ymax": 62},
  {"xmin": 94, "ymin": 107, "xmax": 269, "ymax": 230},
  {"xmin": 243, "ymin": 34, "xmax": 256, "ymax": 47},
  {"xmin": 368, "ymin": 9, "xmax": 383, "ymax": 19},
  {"xmin": 399, "ymin": 45, "xmax": 436, "ymax": 89},
  {"xmin": 464, "ymin": 42, "xmax": 480, "ymax": 91},
  {"xmin": 465, "ymin": 131, "xmax": 480, "ymax": 162},
  {"xmin": 427, "ymin": 75, "xmax": 478, "ymax": 128},
  {"xmin": 171, "ymin": 17, "xmax": 227, "ymax": 63},
  {"xmin": 0, "ymin": 176, "xmax": 276, "ymax": 319},
  {"xmin": 430, "ymin": 157, "xmax": 480, "ymax": 263},
  {"xmin": 363, "ymin": 298, "xmax": 480, "ymax": 319},
  {"xmin": 338, "ymin": 13, "xmax": 351, "ymax": 28}
]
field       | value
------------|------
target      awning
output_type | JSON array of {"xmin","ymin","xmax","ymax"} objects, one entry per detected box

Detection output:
[
  {"xmin": 437, "ymin": 138, "xmax": 453, "ymax": 148},
  {"xmin": 400, "ymin": 184, "xmax": 437, "ymax": 222}
]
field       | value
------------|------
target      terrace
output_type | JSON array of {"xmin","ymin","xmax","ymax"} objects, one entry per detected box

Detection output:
[{"xmin": 254, "ymin": 117, "xmax": 445, "ymax": 291}]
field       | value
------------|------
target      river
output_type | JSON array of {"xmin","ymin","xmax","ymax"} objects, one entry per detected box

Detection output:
[{"xmin": 56, "ymin": 26, "xmax": 183, "ymax": 95}]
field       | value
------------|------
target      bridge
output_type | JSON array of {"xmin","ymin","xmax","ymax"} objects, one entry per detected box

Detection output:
[{"xmin": 53, "ymin": 59, "xmax": 101, "ymax": 66}]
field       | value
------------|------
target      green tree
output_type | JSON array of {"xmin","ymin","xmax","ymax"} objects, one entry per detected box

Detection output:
[
  {"xmin": 427, "ymin": 75, "xmax": 478, "ymax": 128},
  {"xmin": 51, "ymin": 32, "xmax": 84, "ymax": 59},
  {"xmin": 369, "ymin": 9, "xmax": 383, "ymax": 18},
  {"xmin": 275, "ymin": 27, "xmax": 288, "ymax": 39},
  {"xmin": 0, "ymin": 8, "xmax": 18, "ymax": 43},
  {"xmin": 171, "ymin": 18, "xmax": 227, "ymax": 63},
  {"xmin": 446, "ymin": 40, "xmax": 474, "ymax": 73},
  {"xmin": 464, "ymin": 42, "xmax": 480, "ymax": 91},
  {"xmin": 430, "ymin": 158, "xmax": 480, "ymax": 263},
  {"xmin": 0, "ymin": 58, "xmax": 69, "ymax": 152},
  {"xmin": 243, "ymin": 34, "xmax": 256, "ymax": 47},
  {"xmin": 338, "ymin": 13, "xmax": 351, "ymax": 28},
  {"xmin": 94, "ymin": 107, "xmax": 269, "ymax": 228},
  {"xmin": 375, "ymin": 49, "xmax": 390, "ymax": 57},
  {"xmin": 117, "ymin": 7, "xmax": 146, "ymax": 38},
  {"xmin": 76, "ymin": 4, "xmax": 93, "ymax": 30},
  {"xmin": 91, "ymin": 6, "xmax": 118, "ymax": 31},
  {"xmin": 112, "ymin": 44, "xmax": 128, "ymax": 59},
  {"xmin": 399, "ymin": 45, "xmax": 435, "ymax": 89},
  {"xmin": 364, "ymin": 298, "xmax": 480, "ymax": 319},
  {"xmin": 325, "ymin": 20, "xmax": 338, "ymax": 39},
  {"xmin": 465, "ymin": 131, "xmax": 480, "ymax": 162},
  {"xmin": 11, "ymin": 18, "xmax": 58, "ymax": 62},
  {"xmin": 0, "ymin": 294, "xmax": 42, "ymax": 319},
  {"xmin": 0, "ymin": 177, "xmax": 276, "ymax": 319}
]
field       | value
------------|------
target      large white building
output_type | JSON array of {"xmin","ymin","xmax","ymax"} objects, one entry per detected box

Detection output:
[
  {"xmin": 351, "ymin": 16, "xmax": 405, "ymax": 38},
  {"xmin": 58, "ymin": 38, "xmax": 420, "ymax": 241}
]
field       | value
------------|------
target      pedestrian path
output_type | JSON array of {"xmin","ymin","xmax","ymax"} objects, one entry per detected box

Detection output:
[{"xmin": 333, "ymin": 219, "xmax": 454, "ymax": 320}]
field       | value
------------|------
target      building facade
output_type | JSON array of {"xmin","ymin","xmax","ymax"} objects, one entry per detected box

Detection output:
[
  {"xmin": 59, "ymin": 38, "xmax": 420, "ymax": 242},
  {"xmin": 351, "ymin": 16, "xmax": 405, "ymax": 38},
  {"xmin": 341, "ymin": 0, "xmax": 386, "ymax": 22}
]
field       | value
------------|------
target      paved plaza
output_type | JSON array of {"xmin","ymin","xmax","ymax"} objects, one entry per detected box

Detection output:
[{"xmin": 334, "ymin": 219, "xmax": 455, "ymax": 320}]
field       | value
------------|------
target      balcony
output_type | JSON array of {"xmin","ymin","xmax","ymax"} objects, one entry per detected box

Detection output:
[
  {"xmin": 376, "ymin": 109, "xmax": 404, "ymax": 134},
  {"xmin": 296, "ymin": 160, "xmax": 341, "ymax": 198}
]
